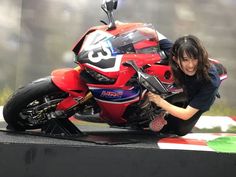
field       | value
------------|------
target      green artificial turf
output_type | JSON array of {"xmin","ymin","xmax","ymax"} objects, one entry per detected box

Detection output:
[{"xmin": 207, "ymin": 136, "xmax": 236, "ymax": 153}]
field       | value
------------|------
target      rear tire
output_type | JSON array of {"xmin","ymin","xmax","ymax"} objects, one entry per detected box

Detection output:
[{"xmin": 3, "ymin": 77, "xmax": 67, "ymax": 131}]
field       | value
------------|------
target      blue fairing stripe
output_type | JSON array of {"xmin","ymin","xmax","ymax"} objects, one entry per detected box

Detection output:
[{"xmin": 90, "ymin": 87, "xmax": 140, "ymax": 102}]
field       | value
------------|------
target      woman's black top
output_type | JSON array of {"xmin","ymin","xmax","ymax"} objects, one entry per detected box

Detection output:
[{"xmin": 183, "ymin": 65, "xmax": 221, "ymax": 112}]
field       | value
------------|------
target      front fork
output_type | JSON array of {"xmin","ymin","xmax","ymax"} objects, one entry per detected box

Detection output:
[
  {"xmin": 50, "ymin": 67, "xmax": 93, "ymax": 118},
  {"xmin": 51, "ymin": 92, "xmax": 93, "ymax": 119}
]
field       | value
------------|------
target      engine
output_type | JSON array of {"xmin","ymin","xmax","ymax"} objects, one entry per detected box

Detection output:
[{"xmin": 123, "ymin": 94, "xmax": 161, "ymax": 128}]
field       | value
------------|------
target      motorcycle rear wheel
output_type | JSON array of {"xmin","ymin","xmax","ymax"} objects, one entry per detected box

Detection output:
[{"xmin": 3, "ymin": 77, "xmax": 68, "ymax": 131}]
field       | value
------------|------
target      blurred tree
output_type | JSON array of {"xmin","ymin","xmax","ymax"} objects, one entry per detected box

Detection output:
[
  {"xmin": 16, "ymin": 0, "xmax": 49, "ymax": 86},
  {"xmin": 0, "ymin": 0, "xmax": 21, "ymax": 90}
]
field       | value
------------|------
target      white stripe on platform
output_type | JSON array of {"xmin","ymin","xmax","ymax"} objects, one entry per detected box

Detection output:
[{"xmin": 158, "ymin": 143, "xmax": 214, "ymax": 151}]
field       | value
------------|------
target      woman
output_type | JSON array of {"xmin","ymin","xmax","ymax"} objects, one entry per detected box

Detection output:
[{"xmin": 148, "ymin": 35, "xmax": 221, "ymax": 136}]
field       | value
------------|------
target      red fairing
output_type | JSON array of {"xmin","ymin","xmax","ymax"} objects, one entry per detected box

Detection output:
[
  {"xmin": 51, "ymin": 67, "xmax": 88, "ymax": 97},
  {"xmin": 145, "ymin": 65, "xmax": 174, "ymax": 84},
  {"xmin": 96, "ymin": 99, "xmax": 139, "ymax": 124},
  {"xmin": 51, "ymin": 67, "xmax": 89, "ymax": 110}
]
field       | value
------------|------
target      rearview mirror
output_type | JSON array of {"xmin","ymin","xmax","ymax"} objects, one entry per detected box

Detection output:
[
  {"xmin": 113, "ymin": 0, "xmax": 118, "ymax": 9},
  {"xmin": 101, "ymin": 0, "xmax": 118, "ymax": 30},
  {"xmin": 102, "ymin": 0, "xmax": 118, "ymax": 12}
]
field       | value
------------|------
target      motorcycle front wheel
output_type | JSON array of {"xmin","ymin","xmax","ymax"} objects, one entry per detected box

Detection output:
[{"xmin": 3, "ymin": 77, "xmax": 68, "ymax": 131}]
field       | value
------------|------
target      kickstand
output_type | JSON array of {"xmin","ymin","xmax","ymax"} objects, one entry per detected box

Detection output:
[{"xmin": 41, "ymin": 119, "xmax": 84, "ymax": 137}]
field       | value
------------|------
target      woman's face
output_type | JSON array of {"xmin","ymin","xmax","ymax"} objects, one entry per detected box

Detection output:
[{"xmin": 177, "ymin": 52, "xmax": 198, "ymax": 76}]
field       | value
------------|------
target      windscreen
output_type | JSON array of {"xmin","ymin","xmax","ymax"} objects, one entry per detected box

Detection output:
[
  {"xmin": 107, "ymin": 24, "xmax": 159, "ymax": 55},
  {"xmin": 79, "ymin": 24, "xmax": 159, "ymax": 58}
]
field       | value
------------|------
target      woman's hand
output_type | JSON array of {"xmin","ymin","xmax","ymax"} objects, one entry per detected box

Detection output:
[
  {"xmin": 147, "ymin": 92, "xmax": 162, "ymax": 106},
  {"xmin": 148, "ymin": 92, "xmax": 199, "ymax": 120}
]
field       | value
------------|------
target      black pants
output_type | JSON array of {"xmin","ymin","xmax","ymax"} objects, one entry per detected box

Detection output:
[{"xmin": 161, "ymin": 111, "xmax": 203, "ymax": 136}]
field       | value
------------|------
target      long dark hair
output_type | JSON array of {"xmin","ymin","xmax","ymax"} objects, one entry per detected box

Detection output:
[{"xmin": 169, "ymin": 35, "xmax": 210, "ymax": 87}]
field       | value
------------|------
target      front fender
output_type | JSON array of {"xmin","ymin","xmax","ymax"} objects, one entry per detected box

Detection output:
[{"xmin": 51, "ymin": 67, "xmax": 88, "ymax": 97}]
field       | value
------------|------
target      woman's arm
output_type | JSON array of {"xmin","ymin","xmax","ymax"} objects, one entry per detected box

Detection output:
[{"xmin": 148, "ymin": 92, "xmax": 199, "ymax": 120}]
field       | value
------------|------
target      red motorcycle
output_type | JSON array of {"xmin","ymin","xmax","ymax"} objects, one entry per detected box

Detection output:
[{"xmin": 3, "ymin": 0, "xmax": 227, "ymax": 133}]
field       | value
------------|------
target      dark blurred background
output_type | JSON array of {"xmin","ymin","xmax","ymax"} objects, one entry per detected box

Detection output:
[{"xmin": 0, "ymin": 0, "xmax": 235, "ymax": 110}]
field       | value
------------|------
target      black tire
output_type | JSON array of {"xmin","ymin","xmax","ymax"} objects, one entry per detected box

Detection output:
[{"xmin": 3, "ymin": 77, "xmax": 68, "ymax": 131}]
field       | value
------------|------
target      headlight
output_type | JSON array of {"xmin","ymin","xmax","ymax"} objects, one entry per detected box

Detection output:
[{"xmin": 85, "ymin": 67, "xmax": 116, "ymax": 84}]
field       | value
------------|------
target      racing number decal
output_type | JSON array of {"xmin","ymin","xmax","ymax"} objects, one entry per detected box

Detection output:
[
  {"xmin": 80, "ymin": 30, "xmax": 121, "ymax": 71},
  {"xmin": 88, "ymin": 42, "xmax": 112, "ymax": 63}
]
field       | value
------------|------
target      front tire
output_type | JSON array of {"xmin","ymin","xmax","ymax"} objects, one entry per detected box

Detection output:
[{"xmin": 3, "ymin": 77, "xmax": 68, "ymax": 130}]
